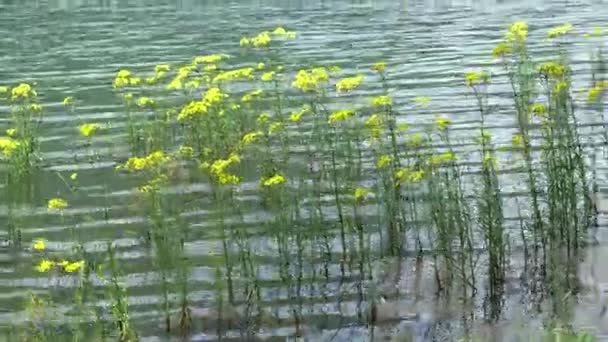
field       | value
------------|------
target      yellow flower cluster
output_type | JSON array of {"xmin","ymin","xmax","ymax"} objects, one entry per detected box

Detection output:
[
  {"xmin": 63, "ymin": 96, "xmax": 75, "ymax": 107},
  {"xmin": 241, "ymin": 131, "xmax": 264, "ymax": 145},
  {"xmin": 11, "ymin": 83, "xmax": 37, "ymax": 101},
  {"xmin": 587, "ymin": 81, "xmax": 607, "ymax": 102},
  {"xmin": 464, "ymin": 71, "xmax": 489, "ymax": 87},
  {"xmin": 530, "ymin": 103, "xmax": 548, "ymax": 116},
  {"xmin": 292, "ymin": 67, "xmax": 329, "ymax": 92},
  {"xmin": 122, "ymin": 151, "xmax": 170, "ymax": 171},
  {"xmin": 257, "ymin": 113, "xmax": 272, "ymax": 125},
  {"xmin": 213, "ymin": 67, "xmax": 254, "ymax": 83},
  {"xmin": 268, "ymin": 122, "xmax": 284, "ymax": 134},
  {"xmin": 492, "ymin": 42, "xmax": 512, "ymax": 58},
  {"xmin": 289, "ymin": 105, "xmax": 311, "ymax": 124},
  {"xmin": 365, "ymin": 114, "xmax": 383, "ymax": 139},
  {"xmin": 539, "ymin": 62, "xmax": 567, "ymax": 79},
  {"xmin": 240, "ymin": 27, "xmax": 296, "ymax": 48},
  {"xmin": 202, "ymin": 87, "xmax": 227, "ymax": 105},
  {"xmin": 36, "ymin": 259, "xmax": 84, "ymax": 273},
  {"xmin": 377, "ymin": 155, "xmax": 392, "ymax": 168},
  {"xmin": 205, "ymin": 153, "xmax": 242, "ymax": 185},
  {"xmin": 336, "ymin": 75, "xmax": 364, "ymax": 93},
  {"xmin": 178, "ymin": 100, "xmax": 208, "ymax": 121},
  {"xmin": 371, "ymin": 95, "xmax": 392, "ymax": 107},
  {"xmin": 262, "ymin": 174, "xmax": 286, "ymax": 187},
  {"xmin": 395, "ymin": 168, "xmax": 425, "ymax": 185},
  {"xmin": 113, "ymin": 69, "xmax": 132, "ymax": 88},
  {"xmin": 193, "ymin": 54, "xmax": 229, "ymax": 65},
  {"xmin": 407, "ymin": 133, "xmax": 423, "ymax": 147},
  {"xmin": 137, "ymin": 96, "xmax": 155, "ymax": 108},
  {"xmin": 33, "ymin": 239, "xmax": 45, "ymax": 251},
  {"xmin": 512, "ymin": 134, "xmax": 524, "ymax": 147},
  {"xmin": 505, "ymin": 21, "xmax": 528, "ymax": 42},
  {"xmin": 548, "ymin": 23, "xmax": 573, "ymax": 39},
  {"xmin": 354, "ymin": 187, "xmax": 371, "ymax": 201},
  {"xmin": 47, "ymin": 198, "xmax": 68, "ymax": 210},
  {"xmin": 435, "ymin": 117, "xmax": 451, "ymax": 130},
  {"xmin": 370, "ymin": 62, "xmax": 386, "ymax": 74},
  {"xmin": 79, "ymin": 123, "xmax": 101, "ymax": 137},
  {"xmin": 429, "ymin": 152, "xmax": 456, "ymax": 167},
  {"xmin": 0, "ymin": 137, "xmax": 20, "ymax": 155},
  {"xmin": 261, "ymin": 71, "xmax": 276, "ymax": 82},
  {"xmin": 328, "ymin": 109, "xmax": 355, "ymax": 124}
]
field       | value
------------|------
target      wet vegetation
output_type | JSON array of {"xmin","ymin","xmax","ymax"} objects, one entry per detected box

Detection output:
[{"xmin": 0, "ymin": 22, "xmax": 606, "ymax": 341}]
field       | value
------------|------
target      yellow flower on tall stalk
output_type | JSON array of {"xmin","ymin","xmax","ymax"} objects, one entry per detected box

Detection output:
[
  {"xmin": 539, "ymin": 62, "xmax": 567, "ymax": 79},
  {"xmin": 155, "ymin": 64, "xmax": 170, "ymax": 73},
  {"xmin": 429, "ymin": 152, "xmax": 456, "ymax": 167},
  {"xmin": 240, "ymin": 37, "xmax": 251, "ymax": 47},
  {"xmin": 0, "ymin": 137, "xmax": 20, "ymax": 155},
  {"xmin": 202, "ymin": 87, "xmax": 227, "ymax": 105},
  {"xmin": 11, "ymin": 83, "xmax": 36, "ymax": 100},
  {"xmin": 63, "ymin": 260, "xmax": 84, "ymax": 273},
  {"xmin": 587, "ymin": 84, "xmax": 605, "ymax": 103},
  {"xmin": 177, "ymin": 100, "xmax": 208, "ymax": 121},
  {"xmin": 33, "ymin": 239, "xmax": 45, "ymax": 251},
  {"xmin": 328, "ymin": 109, "xmax": 355, "ymax": 124},
  {"xmin": 492, "ymin": 42, "xmax": 512, "ymax": 58},
  {"xmin": 505, "ymin": 21, "xmax": 528, "ymax": 42},
  {"xmin": 63, "ymin": 96, "xmax": 75, "ymax": 107},
  {"xmin": 290, "ymin": 105, "xmax": 310, "ymax": 123},
  {"xmin": 269, "ymin": 122, "xmax": 284, "ymax": 134},
  {"xmin": 262, "ymin": 174, "xmax": 286, "ymax": 187},
  {"xmin": 242, "ymin": 131, "xmax": 263, "ymax": 145},
  {"xmin": 371, "ymin": 95, "xmax": 392, "ymax": 107},
  {"xmin": 530, "ymin": 103, "xmax": 548, "ymax": 116},
  {"xmin": 256, "ymin": 113, "xmax": 271, "ymax": 125},
  {"xmin": 47, "ymin": 198, "xmax": 68, "ymax": 210},
  {"xmin": 407, "ymin": 133, "xmax": 423, "ymax": 147},
  {"xmin": 36, "ymin": 259, "xmax": 54, "ymax": 272},
  {"xmin": 354, "ymin": 188, "xmax": 371, "ymax": 201},
  {"xmin": 113, "ymin": 70, "xmax": 131, "ymax": 88},
  {"xmin": 122, "ymin": 151, "xmax": 170, "ymax": 171},
  {"xmin": 79, "ymin": 123, "xmax": 100, "ymax": 137},
  {"xmin": 465, "ymin": 71, "xmax": 489, "ymax": 87},
  {"xmin": 377, "ymin": 155, "xmax": 392, "ymax": 169},
  {"xmin": 292, "ymin": 68, "xmax": 329, "ymax": 92},
  {"xmin": 512, "ymin": 133, "xmax": 524, "ymax": 147},
  {"xmin": 435, "ymin": 117, "xmax": 451, "ymax": 130},
  {"xmin": 136, "ymin": 97, "xmax": 155, "ymax": 108},
  {"xmin": 213, "ymin": 67, "xmax": 254, "ymax": 83},
  {"xmin": 548, "ymin": 23, "xmax": 573, "ymax": 39},
  {"xmin": 6, "ymin": 128, "xmax": 16, "ymax": 137},
  {"xmin": 371, "ymin": 62, "xmax": 386, "ymax": 74},
  {"xmin": 336, "ymin": 75, "xmax": 364, "ymax": 93}
]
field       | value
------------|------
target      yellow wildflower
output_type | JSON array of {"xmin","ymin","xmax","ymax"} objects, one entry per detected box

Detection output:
[
  {"xmin": 177, "ymin": 100, "xmax": 208, "ymax": 121},
  {"xmin": 155, "ymin": 64, "xmax": 170, "ymax": 73},
  {"xmin": 354, "ymin": 188, "xmax": 371, "ymax": 201},
  {"xmin": 252, "ymin": 31, "xmax": 272, "ymax": 47},
  {"xmin": 261, "ymin": 71, "xmax": 275, "ymax": 82},
  {"xmin": 483, "ymin": 152, "xmax": 497, "ymax": 168},
  {"xmin": 292, "ymin": 68, "xmax": 329, "ymax": 92},
  {"xmin": 530, "ymin": 103, "xmax": 547, "ymax": 116},
  {"xmin": 242, "ymin": 131, "xmax": 263, "ymax": 145},
  {"xmin": 588, "ymin": 84, "xmax": 605, "ymax": 103},
  {"xmin": 240, "ymin": 37, "xmax": 251, "ymax": 47},
  {"xmin": 213, "ymin": 67, "xmax": 254, "ymax": 83},
  {"xmin": 257, "ymin": 62, "xmax": 265, "ymax": 70},
  {"xmin": 0, "ymin": 137, "xmax": 20, "ymax": 155},
  {"xmin": 336, "ymin": 75, "xmax": 364, "ymax": 93},
  {"xmin": 548, "ymin": 23, "xmax": 573, "ymax": 39},
  {"xmin": 262, "ymin": 174, "xmax": 286, "ymax": 187},
  {"xmin": 395, "ymin": 168, "xmax": 424, "ymax": 185},
  {"xmin": 137, "ymin": 97, "xmax": 155, "ymax": 108},
  {"xmin": 36, "ymin": 259, "xmax": 54, "ymax": 272},
  {"xmin": 47, "ymin": 198, "xmax": 68, "ymax": 210},
  {"xmin": 430, "ymin": 152, "xmax": 456, "ymax": 167},
  {"xmin": 512, "ymin": 134, "xmax": 524, "ymax": 147},
  {"xmin": 371, "ymin": 62, "xmax": 386, "ymax": 74},
  {"xmin": 435, "ymin": 117, "xmax": 451, "ymax": 130},
  {"xmin": 242, "ymin": 89, "xmax": 263, "ymax": 102},
  {"xmin": 64, "ymin": 260, "xmax": 84, "ymax": 273},
  {"xmin": 539, "ymin": 62, "xmax": 567, "ymax": 79},
  {"xmin": 193, "ymin": 54, "xmax": 229, "ymax": 64},
  {"xmin": 63, "ymin": 96, "xmax": 75, "ymax": 107},
  {"xmin": 273, "ymin": 27, "xmax": 287, "ymax": 35},
  {"xmin": 257, "ymin": 113, "xmax": 271, "ymax": 125},
  {"xmin": 123, "ymin": 151, "xmax": 169, "ymax": 171},
  {"xmin": 408, "ymin": 170, "xmax": 425, "ymax": 182},
  {"xmin": 113, "ymin": 70, "xmax": 131, "ymax": 88},
  {"xmin": 269, "ymin": 122, "xmax": 284, "ymax": 134},
  {"xmin": 398, "ymin": 123, "xmax": 411, "ymax": 133},
  {"xmin": 166, "ymin": 76, "xmax": 183, "ymax": 90},
  {"xmin": 505, "ymin": 21, "xmax": 528, "ymax": 42},
  {"xmin": 377, "ymin": 155, "xmax": 392, "ymax": 169},
  {"xmin": 328, "ymin": 109, "xmax": 355, "ymax": 124},
  {"xmin": 492, "ymin": 42, "xmax": 512, "ymax": 58},
  {"xmin": 129, "ymin": 77, "xmax": 142, "ymax": 86},
  {"xmin": 79, "ymin": 123, "xmax": 100, "ymax": 137},
  {"xmin": 6, "ymin": 128, "xmax": 16, "ymax": 137},
  {"xmin": 70, "ymin": 173, "xmax": 78, "ymax": 180},
  {"xmin": 11, "ymin": 83, "xmax": 36, "ymax": 100},
  {"xmin": 0, "ymin": 86, "xmax": 8, "ymax": 94},
  {"xmin": 365, "ymin": 114, "xmax": 383, "ymax": 128},
  {"xmin": 465, "ymin": 71, "xmax": 489, "ymax": 87},
  {"xmin": 218, "ymin": 173, "xmax": 242, "ymax": 185},
  {"xmin": 290, "ymin": 106, "xmax": 310, "ymax": 123},
  {"xmin": 33, "ymin": 239, "xmax": 45, "ymax": 251},
  {"xmin": 202, "ymin": 87, "xmax": 227, "ymax": 105},
  {"xmin": 28, "ymin": 103, "xmax": 42, "ymax": 113},
  {"xmin": 371, "ymin": 95, "xmax": 392, "ymax": 107},
  {"xmin": 553, "ymin": 80, "xmax": 569, "ymax": 93}
]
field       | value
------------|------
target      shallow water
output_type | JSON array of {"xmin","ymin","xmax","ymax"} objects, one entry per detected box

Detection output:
[{"xmin": 1, "ymin": 0, "xmax": 608, "ymax": 341}]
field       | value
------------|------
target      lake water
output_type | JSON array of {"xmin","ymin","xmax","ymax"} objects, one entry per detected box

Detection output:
[{"xmin": 1, "ymin": 0, "xmax": 608, "ymax": 341}]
